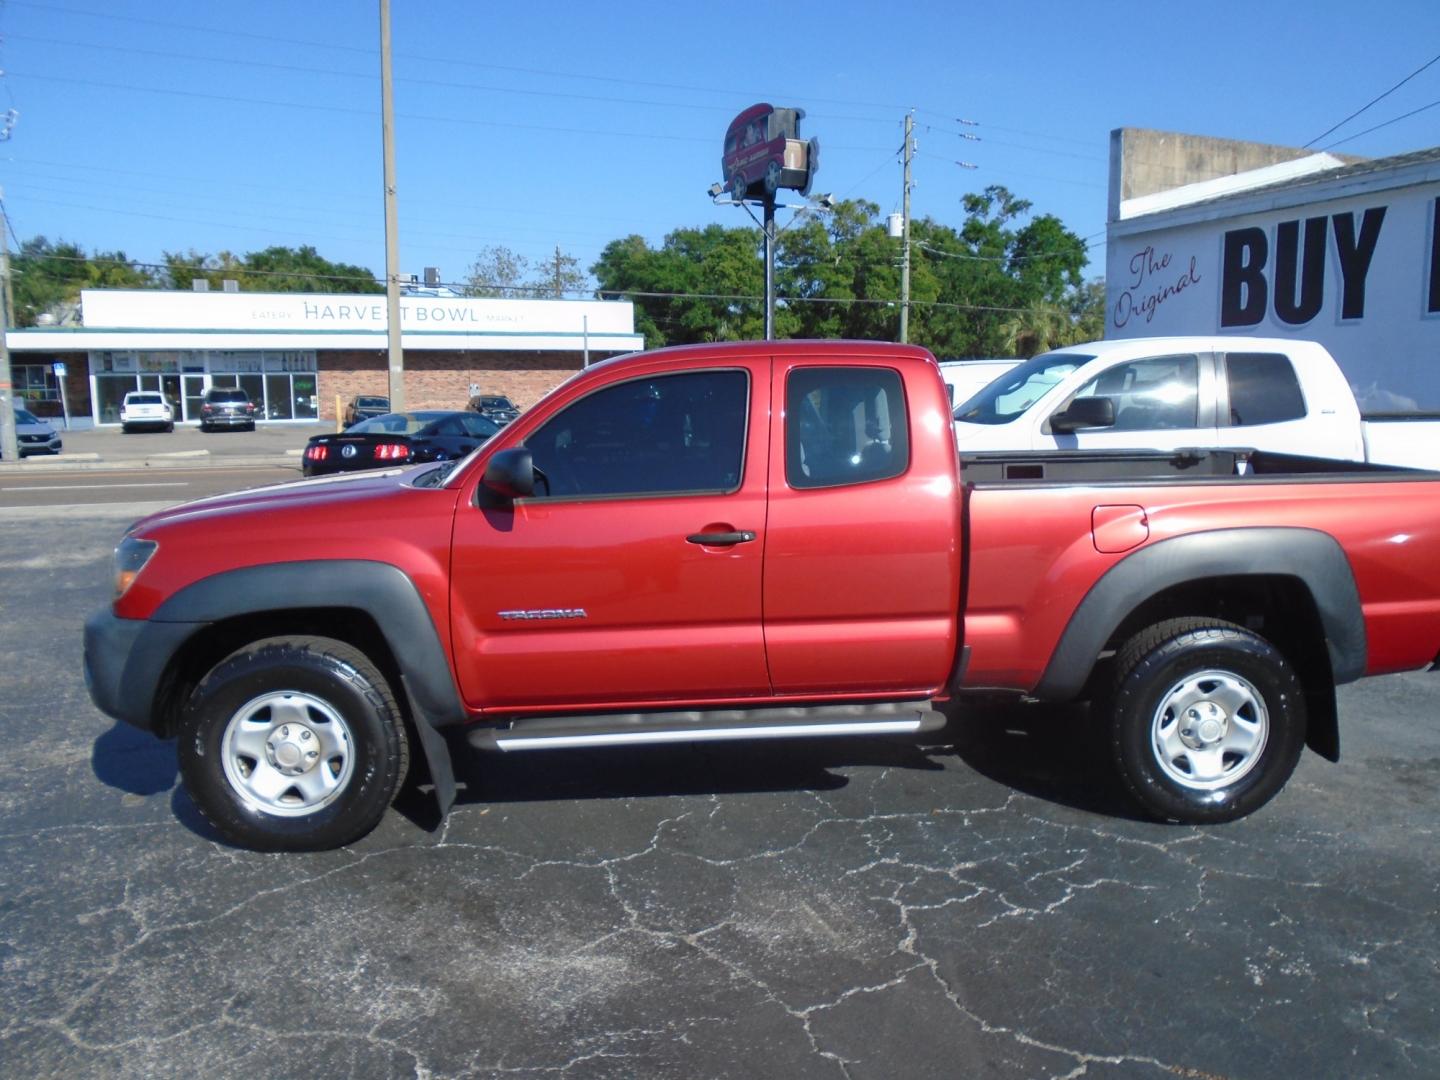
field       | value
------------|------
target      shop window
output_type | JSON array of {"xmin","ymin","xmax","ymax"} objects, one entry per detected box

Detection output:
[{"xmin": 14, "ymin": 365, "xmax": 60, "ymax": 403}]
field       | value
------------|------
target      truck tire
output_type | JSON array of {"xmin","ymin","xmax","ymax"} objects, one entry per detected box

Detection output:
[
  {"xmin": 1107, "ymin": 617, "xmax": 1306, "ymax": 824},
  {"xmin": 178, "ymin": 636, "xmax": 410, "ymax": 851}
]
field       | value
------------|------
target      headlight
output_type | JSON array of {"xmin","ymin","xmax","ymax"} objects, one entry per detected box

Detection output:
[{"xmin": 114, "ymin": 536, "xmax": 158, "ymax": 598}]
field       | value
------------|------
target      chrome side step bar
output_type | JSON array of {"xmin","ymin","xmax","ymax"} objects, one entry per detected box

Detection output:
[{"xmin": 468, "ymin": 701, "xmax": 946, "ymax": 753}]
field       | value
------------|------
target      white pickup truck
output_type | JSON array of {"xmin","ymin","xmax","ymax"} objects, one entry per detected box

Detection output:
[{"xmin": 952, "ymin": 336, "xmax": 1440, "ymax": 469}]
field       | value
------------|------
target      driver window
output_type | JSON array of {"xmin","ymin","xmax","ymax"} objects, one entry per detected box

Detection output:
[
  {"xmin": 1069, "ymin": 354, "xmax": 1199, "ymax": 431},
  {"xmin": 524, "ymin": 370, "xmax": 748, "ymax": 499}
]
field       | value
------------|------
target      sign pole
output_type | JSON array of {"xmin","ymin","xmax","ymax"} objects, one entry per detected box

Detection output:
[
  {"xmin": 54, "ymin": 362, "xmax": 70, "ymax": 429},
  {"xmin": 764, "ymin": 196, "xmax": 776, "ymax": 341}
]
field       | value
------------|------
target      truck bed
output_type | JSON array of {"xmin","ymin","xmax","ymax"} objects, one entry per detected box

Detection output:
[
  {"xmin": 959, "ymin": 447, "xmax": 1428, "ymax": 485},
  {"xmin": 958, "ymin": 447, "xmax": 1440, "ymax": 696}
]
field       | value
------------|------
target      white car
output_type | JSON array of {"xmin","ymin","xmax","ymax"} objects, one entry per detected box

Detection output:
[{"xmin": 120, "ymin": 391, "xmax": 175, "ymax": 433}]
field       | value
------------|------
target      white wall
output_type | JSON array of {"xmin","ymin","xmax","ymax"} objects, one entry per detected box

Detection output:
[{"xmin": 1106, "ymin": 178, "xmax": 1440, "ymax": 413}]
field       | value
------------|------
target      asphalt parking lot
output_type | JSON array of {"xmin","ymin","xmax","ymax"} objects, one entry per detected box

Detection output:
[{"xmin": 1, "ymin": 500, "xmax": 1436, "ymax": 1079}]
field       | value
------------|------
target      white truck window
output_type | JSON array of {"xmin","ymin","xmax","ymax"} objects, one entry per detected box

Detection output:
[
  {"xmin": 1226, "ymin": 353, "xmax": 1306, "ymax": 426},
  {"xmin": 1073, "ymin": 355, "xmax": 1199, "ymax": 431}
]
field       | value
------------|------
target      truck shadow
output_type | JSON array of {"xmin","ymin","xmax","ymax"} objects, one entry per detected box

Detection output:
[
  {"xmin": 937, "ymin": 698, "xmax": 1146, "ymax": 821},
  {"xmin": 396, "ymin": 698, "xmax": 1145, "ymax": 830},
  {"xmin": 90, "ymin": 703, "xmax": 1147, "ymax": 846}
]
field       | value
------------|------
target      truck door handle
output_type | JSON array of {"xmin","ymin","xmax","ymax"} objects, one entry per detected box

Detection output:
[{"xmin": 686, "ymin": 530, "xmax": 757, "ymax": 546}]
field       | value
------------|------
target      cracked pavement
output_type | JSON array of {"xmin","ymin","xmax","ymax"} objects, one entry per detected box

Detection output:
[{"xmin": 2, "ymin": 503, "xmax": 1437, "ymax": 1078}]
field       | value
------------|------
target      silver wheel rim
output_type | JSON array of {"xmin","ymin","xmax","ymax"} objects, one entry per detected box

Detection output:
[
  {"xmin": 1150, "ymin": 668, "xmax": 1269, "ymax": 791},
  {"xmin": 219, "ymin": 691, "xmax": 355, "ymax": 817}
]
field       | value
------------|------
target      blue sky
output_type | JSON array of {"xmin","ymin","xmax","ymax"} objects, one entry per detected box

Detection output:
[{"xmin": 2, "ymin": 0, "xmax": 1438, "ymax": 290}]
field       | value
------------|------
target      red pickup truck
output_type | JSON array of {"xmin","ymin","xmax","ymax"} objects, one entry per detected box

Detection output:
[{"xmin": 84, "ymin": 341, "xmax": 1440, "ymax": 851}]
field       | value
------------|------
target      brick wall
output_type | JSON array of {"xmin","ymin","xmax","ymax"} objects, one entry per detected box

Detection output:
[{"xmin": 316, "ymin": 349, "xmax": 626, "ymax": 420}]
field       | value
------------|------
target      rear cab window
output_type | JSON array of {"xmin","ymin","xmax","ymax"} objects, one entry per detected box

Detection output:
[
  {"xmin": 786, "ymin": 367, "xmax": 910, "ymax": 488},
  {"xmin": 1225, "ymin": 352, "xmax": 1306, "ymax": 426}
]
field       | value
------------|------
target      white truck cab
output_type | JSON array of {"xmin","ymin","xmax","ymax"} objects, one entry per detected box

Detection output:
[{"xmin": 952, "ymin": 337, "xmax": 1367, "ymax": 461}]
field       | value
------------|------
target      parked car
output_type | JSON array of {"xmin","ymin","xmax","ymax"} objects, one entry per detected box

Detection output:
[
  {"xmin": 119, "ymin": 391, "xmax": 175, "ymax": 433},
  {"xmin": 4, "ymin": 406, "xmax": 62, "ymax": 456},
  {"xmin": 465, "ymin": 393, "xmax": 520, "ymax": 427},
  {"xmin": 199, "ymin": 387, "xmax": 257, "ymax": 432},
  {"xmin": 86, "ymin": 339, "xmax": 1440, "ymax": 851},
  {"xmin": 343, "ymin": 395, "xmax": 390, "ymax": 428},
  {"xmin": 302, "ymin": 410, "xmax": 499, "ymax": 476}
]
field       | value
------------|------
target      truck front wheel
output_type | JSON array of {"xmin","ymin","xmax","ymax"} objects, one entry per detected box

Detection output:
[
  {"xmin": 178, "ymin": 636, "xmax": 409, "ymax": 851},
  {"xmin": 1107, "ymin": 618, "xmax": 1306, "ymax": 824}
]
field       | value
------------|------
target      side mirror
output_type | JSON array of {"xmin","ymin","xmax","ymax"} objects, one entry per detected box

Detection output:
[
  {"xmin": 479, "ymin": 447, "xmax": 534, "ymax": 505},
  {"xmin": 1050, "ymin": 396, "xmax": 1116, "ymax": 434}
]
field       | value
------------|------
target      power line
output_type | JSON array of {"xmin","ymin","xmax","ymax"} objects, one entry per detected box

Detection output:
[
  {"xmin": 1305, "ymin": 51, "xmax": 1440, "ymax": 147},
  {"xmin": 1322, "ymin": 97, "xmax": 1440, "ymax": 150},
  {"xmin": 5, "ymin": 1, "xmax": 910, "ymax": 113}
]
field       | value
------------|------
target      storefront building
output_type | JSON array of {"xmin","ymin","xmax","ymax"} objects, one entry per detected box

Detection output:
[{"xmin": 6, "ymin": 289, "xmax": 644, "ymax": 426}]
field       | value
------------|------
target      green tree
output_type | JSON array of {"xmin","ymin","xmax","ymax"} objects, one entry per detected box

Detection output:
[
  {"xmin": 12, "ymin": 237, "xmax": 153, "ymax": 326},
  {"xmin": 240, "ymin": 245, "xmax": 379, "ymax": 292},
  {"xmin": 162, "ymin": 246, "xmax": 377, "ymax": 293},
  {"xmin": 592, "ymin": 226, "xmax": 765, "ymax": 347},
  {"xmin": 592, "ymin": 186, "xmax": 1090, "ymax": 353}
]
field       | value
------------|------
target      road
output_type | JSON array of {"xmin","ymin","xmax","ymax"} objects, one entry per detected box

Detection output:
[
  {"xmin": 0, "ymin": 465, "xmax": 301, "ymax": 508},
  {"xmin": 0, "ymin": 488, "xmax": 1436, "ymax": 1078}
]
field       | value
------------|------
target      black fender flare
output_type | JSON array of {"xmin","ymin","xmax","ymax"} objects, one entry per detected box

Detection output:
[
  {"xmin": 1032, "ymin": 527, "xmax": 1367, "ymax": 704},
  {"xmin": 153, "ymin": 560, "xmax": 463, "ymax": 814}
]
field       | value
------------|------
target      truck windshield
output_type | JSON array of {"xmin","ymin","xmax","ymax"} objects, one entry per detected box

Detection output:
[{"xmin": 953, "ymin": 353, "xmax": 1091, "ymax": 425}]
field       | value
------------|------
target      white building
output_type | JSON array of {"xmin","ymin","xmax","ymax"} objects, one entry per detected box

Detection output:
[
  {"xmin": 1106, "ymin": 130, "xmax": 1440, "ymax": 415},
  {"xmin": 6, "ymin": 288, "xmax": 644, "ymax": 426}
]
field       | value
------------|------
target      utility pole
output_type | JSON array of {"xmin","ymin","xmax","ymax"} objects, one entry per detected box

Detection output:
[
  {"xmin": 379, "ymin": 0, "xmax": 405, "ymax": 411},
  {"xmin": 899, "ymin": 112, "xmax": 914, "ymax": 344},
  {"xmin": 0, "ymin": 190, "xmax": 17, "ymax": 463}
]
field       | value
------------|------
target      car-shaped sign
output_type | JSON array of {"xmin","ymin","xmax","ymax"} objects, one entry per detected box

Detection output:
[{"xmin": 723, "ymin": 103, "xmax": 818, "ymax": 202}]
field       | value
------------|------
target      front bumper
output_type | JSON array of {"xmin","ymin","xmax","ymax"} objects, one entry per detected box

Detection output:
[
  {"xmin": 18, "ymin": 437, "xmax": 62, "ymax": 455},
  {"xmin": 84, "ymin": 607, "xmax": 201, "ymax": 734}
]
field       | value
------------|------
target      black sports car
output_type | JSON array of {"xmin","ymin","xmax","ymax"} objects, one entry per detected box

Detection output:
[{"xmin": 302, "ymin": 410, "xmax": 500, "ymax": 476}]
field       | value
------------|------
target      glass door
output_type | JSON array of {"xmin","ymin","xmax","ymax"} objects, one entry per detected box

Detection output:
[{"xmin": 182, "ymin": 375, "xmax": 206, "ymax": 423}]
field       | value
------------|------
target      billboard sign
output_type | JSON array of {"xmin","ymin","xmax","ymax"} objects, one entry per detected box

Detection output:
[{"xmin": 723, "ymin": 103, "xmax": 818, "ymax": 202}]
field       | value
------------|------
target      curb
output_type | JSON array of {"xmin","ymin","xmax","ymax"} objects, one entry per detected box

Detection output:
[{"xmin": 0, "ymin": 453, "xmax": 302, "ymax": 474}]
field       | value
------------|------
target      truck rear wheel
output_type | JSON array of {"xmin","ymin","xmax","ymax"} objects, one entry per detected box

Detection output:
[
  {"xmin": 178, "ymin": 636, "xmax": 409, "ymax": 851},
  {"xmin": 1107, "ymin": 618, "xmax": 1306, "ymax": 824}
]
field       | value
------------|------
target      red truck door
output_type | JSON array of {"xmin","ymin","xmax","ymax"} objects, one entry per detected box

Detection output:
[
  {"xmin": 450, "ymin": 363, "xmax": 772, "ymax": 710},
  {"xmin": 763, "ymin": 354, "xmax": 963, "ymax": 694}
]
